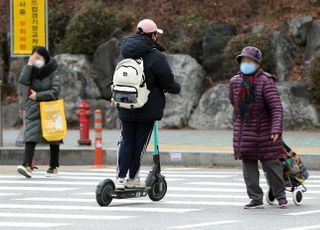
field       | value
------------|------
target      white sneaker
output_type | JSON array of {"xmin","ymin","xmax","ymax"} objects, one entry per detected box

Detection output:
[
  {"xmin": 125, "ymin": 178, "xmax": 145, "ymax": 189},
  {"xmin": 115, "ymin": 178, "xmax": 125, "ymax": 189},
  {"xmin": 17, "ymin": 165, "xmax": 32, "ymax": 178}
]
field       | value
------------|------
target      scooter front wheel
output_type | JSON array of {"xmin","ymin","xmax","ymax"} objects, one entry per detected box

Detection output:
[
  {"xmin": 148, "ymin": 177, "xmax": 167, "ymax": 202},
  {"xmin": 96, "ymin": 179, "xmax": 115, "ymax": 206}
]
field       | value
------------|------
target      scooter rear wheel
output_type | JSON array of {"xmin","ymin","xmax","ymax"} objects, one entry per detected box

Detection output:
[
  {"xmin": 96, "ymin": 179, "xmax": 115, "ymax": 206},
  {"xmin": 148, "ymin": 177, "xmax": 167, "ymax": 202}
]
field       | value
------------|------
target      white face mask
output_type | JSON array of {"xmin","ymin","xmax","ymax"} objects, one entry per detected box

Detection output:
[{"xmin": 34, "ymin": 59, "xmax": 45, "ymax": 68}]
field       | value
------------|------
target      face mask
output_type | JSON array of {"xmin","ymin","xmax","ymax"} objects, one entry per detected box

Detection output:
[
  {"xmin": 34, "ymin": 60, "xmax": 45, "ymax": 68},
  {"xmin": 240, "ymin": 63, "xmax": 257, "ymax": 75}
]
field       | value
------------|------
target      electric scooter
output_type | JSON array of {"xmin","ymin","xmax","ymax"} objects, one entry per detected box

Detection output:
[{"xmin": 95, "ymin": 121, "xmax": 167, "ymax": 206}]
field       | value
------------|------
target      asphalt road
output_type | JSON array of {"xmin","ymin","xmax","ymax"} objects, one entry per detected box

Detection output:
[{"xmin": 0, "ymin": 166, "xmax": 320, "ymax": 230}]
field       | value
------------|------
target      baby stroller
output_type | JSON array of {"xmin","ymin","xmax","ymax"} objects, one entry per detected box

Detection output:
[{"xmin": 266, "ymin": 143, "xmax": 309, "ymax": 206}]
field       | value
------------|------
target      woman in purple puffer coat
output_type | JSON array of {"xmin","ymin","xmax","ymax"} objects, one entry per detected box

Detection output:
[{"xmin": 228, "ymin": 46, "xmax": 287, "ymax": 209}]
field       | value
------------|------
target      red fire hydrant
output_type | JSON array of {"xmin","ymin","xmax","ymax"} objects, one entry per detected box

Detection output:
[{"xmin": 77, "ymin": 100, "xmax": 91, "ymax": 145}]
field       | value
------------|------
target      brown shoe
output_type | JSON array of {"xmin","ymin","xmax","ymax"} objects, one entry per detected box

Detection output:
[
  {"xmin": 46, "ymin": 167, "xmax": 58, "ymax": 177},
  {"xmin": 17, "ymin": 165, "xmax": 32, "ymax": 178}
]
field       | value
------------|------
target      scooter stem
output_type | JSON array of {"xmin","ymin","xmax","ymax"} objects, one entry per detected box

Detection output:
[
  {"xmin": 145, "ymin": 122, "xmax": 161, "ymax": 187},
  {"xmin": 153, "ymin": 121, "xmax": 159, "ymax": 155},
  {"xmin": 153, "ymin": 121, "xmax": 161, "ymax": 173}
]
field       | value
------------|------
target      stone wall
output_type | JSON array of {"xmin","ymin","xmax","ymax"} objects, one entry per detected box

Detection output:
[{"xmin": 5, "ymin": 15, "xmax": 320, "ymax": 130}]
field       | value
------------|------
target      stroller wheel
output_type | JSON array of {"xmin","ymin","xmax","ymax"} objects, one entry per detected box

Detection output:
[
  {"xmin": 292, "ymin": 188, "xmax": 303, "ymax": 206},
  {"xmin": 266, "ymin": 188, "xmax": 276, "ymax": 205}
]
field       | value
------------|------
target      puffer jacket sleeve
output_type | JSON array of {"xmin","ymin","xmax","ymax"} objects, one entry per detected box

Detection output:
[
  {"xmin": 18, "ymin": 65, "xmax": 33, "ymax": 86},
  {"xmin": 36, "ymin": 72, "xmax": 61, "ymax": 101},
  {"xmin": 263, "ymin": 77, "xmax": 283, "ymax": 134},
  {"xmin": 152, "ymin": 53, "xmax": 181, "ymax": 95}
]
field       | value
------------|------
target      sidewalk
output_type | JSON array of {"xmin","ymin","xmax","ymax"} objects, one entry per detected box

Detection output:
[
  {"xmin": 1, "ymin": 129, "xmax": 320, "ymax": 169},
  {"xmin": 3, "ymin": 129, "xmax": 320, "ymax": 151}
]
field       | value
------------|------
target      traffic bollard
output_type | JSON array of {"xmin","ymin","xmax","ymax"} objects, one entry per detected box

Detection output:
[{"xmin": 94, "ymin": 109, "xmax": 104, "ymax": 167}]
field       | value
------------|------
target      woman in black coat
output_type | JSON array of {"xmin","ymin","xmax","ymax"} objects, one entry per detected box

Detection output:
[{"xmin": 17, "ymin": 46, "xmax": 61, "ymax": 178}]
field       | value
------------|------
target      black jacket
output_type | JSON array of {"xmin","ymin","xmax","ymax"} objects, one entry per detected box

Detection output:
[
  {"xmin": 117, "ymin": 34, "xmax": 181, "ymax": 122},
  {"xmin": 19, "ymin": 58, "xmax": 61, "ymax": 144}
]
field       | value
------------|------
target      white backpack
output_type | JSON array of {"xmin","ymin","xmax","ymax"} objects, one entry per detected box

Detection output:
[{"xmin": 111, "ymin": 58, "xmax": 150, "ymax": 109}]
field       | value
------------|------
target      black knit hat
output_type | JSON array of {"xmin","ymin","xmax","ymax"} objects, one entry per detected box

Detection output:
[{"xmin": 32, "ymin": 46, "xmax": 50, "ymax": 64}]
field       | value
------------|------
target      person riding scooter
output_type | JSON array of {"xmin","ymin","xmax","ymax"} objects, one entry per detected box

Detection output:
[{"xmin": 115, "ymin": 19, "xmax": 181, "ymax": 189}]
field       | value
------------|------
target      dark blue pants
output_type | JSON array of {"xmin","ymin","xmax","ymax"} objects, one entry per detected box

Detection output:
[{"xmin": 117, "ymin": 121, "xmax": 154, "ymax": 179}]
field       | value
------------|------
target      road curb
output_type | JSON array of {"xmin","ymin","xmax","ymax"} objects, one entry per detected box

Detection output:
[{"xmin": 1, "ymin": 147, "xmax": 319, "ymax": 170}]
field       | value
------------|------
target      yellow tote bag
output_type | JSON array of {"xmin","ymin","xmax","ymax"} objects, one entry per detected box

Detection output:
[{"xmin": 40, "ymin": 99, "xmax": 67, "ymax": 142}]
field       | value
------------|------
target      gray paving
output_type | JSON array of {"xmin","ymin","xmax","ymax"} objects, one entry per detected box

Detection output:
[{"xmin": 3, "ymin": 129, "xmax": 320, "ymax": 149}]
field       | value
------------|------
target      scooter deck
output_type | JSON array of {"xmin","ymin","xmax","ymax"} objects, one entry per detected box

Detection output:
[{"xmin": 112, "ymin": 187, "xmax": 151, "ymax": 199}]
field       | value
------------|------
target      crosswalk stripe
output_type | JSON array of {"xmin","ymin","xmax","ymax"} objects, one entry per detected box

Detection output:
[
  {"xmin": 155, "ymin": 200, "xmax": 245, "ymax": 206},
  {"xmin": 161, "ymin": 167, "xmax": 197, "ymax": 171},
  {"xmin": 166, "ymin": 194, "xmax": 250, "ymax": 199},
  {"xmin": 0, "ymin": 192, "xmax": 20, "ymax": 197},
  {"xmin": 74, "ymin": 192, "xmax": 97, "ymax": 196},
  {"xmin": 87, "ymin": 167, "xmax": 199, "ymax": 172},
  {"xmin": 72, "ymin": 187, "xmax": 290, "ymax": 194},
  {"xmin": 187, "ymin": 182, "xmax": 268, "ymax": 187},
  {"xmin": 187, "ymin": 181, "xmax": 320, "ymax": 189},
  {"xmin": 0, "ymin": 180, "xmax": 98, "ymax": 185},
  {"xmin": 0, "ymin": 204, "xmax": 199, "ymax": 213},
  {"xmin": 282, "ymin": 224, "xmax": 320, "ymax": 230},
  {"xmin": 0, "ymin": 175, "xmax": 185, "ymax": 182},
  {"xmin": 31, "ymin": 171, "xmax": 235, "ymax": 178},
  {"xmin": 16, "ymin": 197, "xmax": 97, "ymax": 203},
  {"xmin": 295, "ymin": 184, "xmax": 320, "ymax": 188},
  {"xmin": 75, "ymin": 187, "xmax": 247, "ymax": 194},
  {"xmin": 72, "ymin": 192, "xmax": 317, "ymax": 200},
  {"xmin": 0, "ymin": 186, "xmax": 76, "ymax": 191},
  {"xmin": 0, "ymin": 212, "xmax": 134, "ymax": 220},
  {"xmin": 0, "ymin": 180, "xmax": 270, "ymax": 187},
  {"xmin": 303, "ymin": 180, "xmax": 320, "ymax": 183},
  {"xmin": 0, "ymin": 222, "xmax": 70, "ymax": 228},
  {"xmin": 3, "ymin": 177, "xmax": 320, "ymax": 186},
  {"xmin": 86, "ymin": 168, "xmax": 242, "ymax": 174},
  {"xmin": 73, "ymin": 192, "xmax": 250, "ymax": 199},
  {"xmin": 169, "ymin": 187, "xmax": 245, "ymax": 192},
  {"xmin": 166, "ymin": 194, "xmax": 315, "ymax": 200},
  {"xmin": 285, "ymin": 210, "xmax": 320, "ymax": 216},
  {"xmin": 71, "ymin": 192, "xmax": 315, "ymax": 201},
  {"xmin": 169, "ymin": 186, "xmax": 320, "ymax": 194},
  {"xmin": 169, "ymin": 220, "xmax": 241, "ymax": 229},
  {"xmin": 16, "ymin": 197, "xmax": 246, "ymax": 206},
  {"xmin": 236, "ymin": 178, "xmax": 320, "ymax": 184}
]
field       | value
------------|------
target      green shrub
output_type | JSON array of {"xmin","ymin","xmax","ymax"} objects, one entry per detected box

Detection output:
[
  {"xmin": 48, "ymin": 8, "xmax": 72, "ymax": 54},
  {"xmin": 222, "ymin": 33, "xmax": 276, "ymax": 79},
  {"xmin": 115, "ymin": 8, "xmax": 136, "ymax": 34},
  {"xmin": 60, "ymin": 0, "xmax": 118, "ymax": 56},
  {"xmin": 165, "ymin": 13, "xmax": 207, "ymax": 61},
  {"xmin": 309, "ymin": 51, "xmax": 320, "ymax": 104}
]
